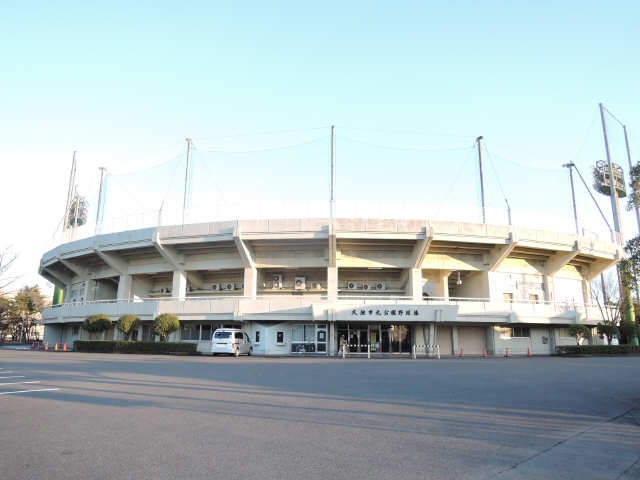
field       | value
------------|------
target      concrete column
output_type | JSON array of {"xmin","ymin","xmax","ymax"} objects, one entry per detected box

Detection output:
[
  {"xmin": 543, "ymin": 275, "xmax": 554, "ymax": 302},
  {"xmin": 243, "ymin": 268, "xmax": 257, "ymax": 298},
  {"xmin": 329, "ymin": 321, "xmax": 336, "ymax": 356},
  {"xmin": 83, "ymin": 280, "xmax": 94, "ymax": 302},
  {"xmin": 172, "ymin": 271, "xmax": 187, "ymax": 299},
  {"xmin": 406, "ymin": 268, "xmax": 423, "ymax": 300},
  {"xmin": 117, "ymin": 274, "xmax": 132, "ymax": 300},
  {"xmin": 486, "ymin": 326, "xmax": 496, "ymax": 355},
  {"xmin": 581, "ymin": 279, "xmax": 591, "ymax": 305},
  {"xmin": 327, "ymin": 267, "xmax": 338, "ymax": 299},
  {"xmin": 451, "ymin": 326, "xmax": 459, "ymax": 355},
  {"xmin": 428, "ymin": 323, "xmax": 435, "ymax": 356},
  {"xmin": 438, "ymin": 270, "xmax": 451, "ymax": 299}
]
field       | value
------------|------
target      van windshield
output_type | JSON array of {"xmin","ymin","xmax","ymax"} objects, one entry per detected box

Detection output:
[{"xmin": 214, "ymin": 331, "xmax": 232, "ymax": 339}]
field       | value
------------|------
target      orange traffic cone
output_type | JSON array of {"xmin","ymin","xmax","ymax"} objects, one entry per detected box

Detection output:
[
  {"xmin": 505, "ymin": 348, "xmax": 510, "ymax": 358},
  {"xmin": 459, "ymin": 348, "xmax": 464, "ymax": 358},
  {"xmin": 527, "ymin": 347, "xmax": 531, "ymax": 357},
  {"xmin": 63, "ymin": 343, "xmax": 68, "ymax": 352},
  {"xmin": 44, "ymin": 343, "xmax": 49, "ymax": 351},
  {"xmin": 54, "ymin": 343, "xmax": 58, "ymax": 351},
  {"xmin": 483, "ymin": 348, "xmax": 488, "ymax": 358}
]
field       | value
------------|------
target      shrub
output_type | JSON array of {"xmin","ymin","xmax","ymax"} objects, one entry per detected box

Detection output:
[
  {"xmin": 82, "ymin": 314, "xmax": 112, "ymax": 336},
  {"xmin": 556, "ymin": 344, "xmax": 640, "ymax": 355},
  {"xmin": 72, "ymin": 340, "xmax": 197, "ymax": 354},
  {"xmin": 596, "ymin": 322, "xmax": 619, "ymax": 344},
  {"xmin": 117, "ymin": 314, "xmax": 140, "ymax": 340},
  {"xmin": 568, "ymin": 324, "xmax": 591, "ymax": 345},
  {"xmin": 154, "ymin": 313, "xmax": 179, "ymax": 342}
]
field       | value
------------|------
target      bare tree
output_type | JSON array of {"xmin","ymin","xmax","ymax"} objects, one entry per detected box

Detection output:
[
  {"xmin": 0, "ymin": 247, "xmax": 18, "ymax": 292},
  {"xmin": 591, "ymin": 272, "xmax": 620, "ymax": 344}
]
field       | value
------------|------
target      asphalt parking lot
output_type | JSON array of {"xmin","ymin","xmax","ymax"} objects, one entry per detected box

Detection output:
[{"xmin": 0, "ymin": 352, "xmax": 639, "ymax": 480}]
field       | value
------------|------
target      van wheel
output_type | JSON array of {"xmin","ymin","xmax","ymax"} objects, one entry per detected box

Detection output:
[
  {"xmin": 248, "ymin": 347, "xmax": 253, "ymax": 356},
  {"xmin": 234, "ymin": 348, "xmax": 240, "ymax": 357}
]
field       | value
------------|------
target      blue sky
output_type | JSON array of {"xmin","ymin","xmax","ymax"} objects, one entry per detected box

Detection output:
[{"xmin": 1, "ymin": 1, "xmax": 639, "ymax": 291}]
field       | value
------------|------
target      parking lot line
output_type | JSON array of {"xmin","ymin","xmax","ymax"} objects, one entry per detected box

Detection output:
[
  {"xmin": 0, "ymin": 381, "xmax": 40, "ymax": 386},
  {"xmin": 0, "ymin": 376, "xmax": 25, "ymax": 379},
  {"xmin": 0, "ymin": 388, "xmax": 59, "ymax": 395}
]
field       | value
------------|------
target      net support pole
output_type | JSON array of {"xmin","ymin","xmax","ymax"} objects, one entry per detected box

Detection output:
[
  {"xmin": 95, "ymin": 167, "xmax": 107, "ymax": 235},
  {"xmin": 476, "ymin": 136, "xmax": 486, "ymax": 224},
  {"xmin": 182, "ymin": 137, "xmax": 193, "ymax": 227},
  {"xmin": 623, "ymin": 124, "xmax": 640, "ymax": 235}
]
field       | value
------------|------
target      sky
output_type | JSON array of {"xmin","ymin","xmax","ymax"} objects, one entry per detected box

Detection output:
[{"xmin": 1, "ymin": 1, "xmax": 640, "ymax": 295}]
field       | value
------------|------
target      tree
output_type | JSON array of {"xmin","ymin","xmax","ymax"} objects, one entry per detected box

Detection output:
[
  {"xmin": 0, "ymin": 247, "xmax": 18, "ymax": 291},
  {"xmin": 153, "ymin": 314, "xmax": 179, "ymax": 342},
  {"xmin": 626, "ymin": 163, "xmax": 640, "ymax": 213},
  {"xmin": 10, "ymin": 286, "xmax": 47, "ymax": 343},
  {"xmin": 596, "ymin": 322, "xmax": 619, "ymax": 345},
  {"xmin": 117, "ymin": 314, "xmax": 140, "ymax": 340},
  {"xmin": 82, "ymin": 314, "xmax": 112, "ymax": 340},
  {"xmin": 568, "ymin": 324, "xmax": 591, "ymax": 346}
]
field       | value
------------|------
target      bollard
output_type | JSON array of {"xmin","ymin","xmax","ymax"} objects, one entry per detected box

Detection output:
[
  {"xmin": 31, "ymin": 342, "xmax": 35, "ymax": 350},
  {"xmin": 527, "ymin": 347, "xmax": 531, "ymax": 357},
  {"xmin": 505, "ymin": 348, "xmax": 510, "ymax": 358},
  {"xmin": 412, "ymin": 344, "xmax": 416, "ymax": 360},
  {"xmin": 367, "ymin": 343, "xmax": 371, "ymax": 359},
  {"xmin": 436, "ymin": 344, "xmax": 440, "ymax": 360},
  {"xmin": 342, "ymin": 344, "xmax": 346, "ymax": 360},
  {"xmin": 459, "ymin": 348, "xmax": 464, "ymax": 358},
  {"xmin": 483, "ymin": 348, "xmax": 488, "ymax": 358}
]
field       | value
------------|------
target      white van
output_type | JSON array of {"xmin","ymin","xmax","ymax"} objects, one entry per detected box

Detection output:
[{"xmin": 209, "ymin": 328, "xmax": 252, "ymax": 356}]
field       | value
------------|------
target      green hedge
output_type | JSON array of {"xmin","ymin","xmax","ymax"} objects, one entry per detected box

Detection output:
[
  {"xmin": 72, "ymin": 340, "xmax": 198, "ymax": 354},
  {"xmin": 556, "ymin": 344, "xmax": 640, "ymax": 355}
]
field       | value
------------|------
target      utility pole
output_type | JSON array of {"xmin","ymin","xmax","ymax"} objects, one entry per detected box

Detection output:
[
  {"xmin": 623, "ymin": 124, "xmax": 640, "ymax": 234},
  {"xmin": 562, "ymin": 162, "xmax": 579, "ymax": 235},
  {"xmin": 330, "ymin": 125, "xmax": 336, "ymax": 221},
  {"xmin": 182, "ymin": 137, "xmax": 193, "ymax": 226},
  {"xmin": 476, "ymin": 136, "xmax": 486, "ymax": 224},
  {"xmin": 95, "ymin": 167, "xmax": 107, "ymax": 235}
]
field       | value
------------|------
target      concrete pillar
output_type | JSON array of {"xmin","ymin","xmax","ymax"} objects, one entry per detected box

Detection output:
[
  {"xmin": 327, "ymin": 267, "xmax": 338, "ymax": 299},
  {"xmin": 428, "ymin": 323, "xmax": 435, "ymax": 356},
  {"xmin": 406, "ymin": 268, "xmax": 423, "ymax": 300},
  {"xmin": 543, "ymin": 275, "xmax": 554, "ymax": 302},
  {"xmin": 438, "ymin": 270, "xmax": 451, "ymax": 299},
  {"xmin": 117, "ymin": 274, "xmax": 132, "ymax": 300},
  {"xmin": 486, "ymin": 326, "xmax": 496, "ymax": 355},
  {"xmin": 329, "ymin": 321, "xmax": 336, "ymax": 356},
  {"xmin": 581, "ymin": 278, "xmax": 591, "ymax": 305},
  {"xmin": 243, "ymin": 268, "xmax": 257, "ymax": 298},
  {"xmin": 172, "ymin": 271, "xmax": 187, "ymax": 299},
  {"xmin": 451, "ymin": 326, "xmax": 459, "ymax": 355}
]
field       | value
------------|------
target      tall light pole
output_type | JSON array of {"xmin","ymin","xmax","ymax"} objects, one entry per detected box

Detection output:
[
  {"xmin": 95, "ymin": 167, "xmax": 107, "ymax": 235},
  {"xmin": 599, "ymin": 103, "xmax": 623, "ymax": 244},
  {"xmin": 563, "ymin": 162, "xmax": 579, "ymax": 235},
  {"xmin": 476, "ymin": 136, "xmax": 486, "ymax": 224},
  {"xmin": 330, "ymin": 125, "xmax": 335, "ymax": 221}
]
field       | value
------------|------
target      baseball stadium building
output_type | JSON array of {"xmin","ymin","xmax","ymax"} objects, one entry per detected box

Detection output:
[{"xmin": 39, "ymin": 218, "xmax": 619, "ymax": 356}]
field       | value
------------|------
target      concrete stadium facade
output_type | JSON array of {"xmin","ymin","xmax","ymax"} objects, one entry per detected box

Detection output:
[{"xmin": 39, "ymin": 218, "xmax": 620, "ymax": 356}]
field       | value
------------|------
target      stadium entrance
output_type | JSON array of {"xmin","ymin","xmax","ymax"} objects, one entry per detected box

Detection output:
[{"xmin": 336, "ymin": 323, "xmax": 412, "ymax": 354}]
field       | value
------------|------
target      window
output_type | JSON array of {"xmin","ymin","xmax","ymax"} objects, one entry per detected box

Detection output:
[
  {"xmin": 72, "ymin": 326, "xmax": 80, "ymax": 335},
  {"xmin": 503, "ymin": 293, "xmax": 514, "ymax": 303},
  {"xmin": 511, "ymin": 327, "xmax": 530, "ymax": 338},
  {"xmin": 276, "ymin": 331, "xmax": 284, "ymax": 344},
  {"xmin": 180, "ymin": 324, "xmax": 199, "ymax": 341},
  {"xmin": 528, "ymin": 294, "xmax": 539, "ymax": 304},
  {"xmin": 557, "ymin": 327, "xmax": 570, "ymax": 337},
  {"xmin": 255, "ymin": 331, "xmax": 260, "ymax": 343},
  {"xmin": 235, "ymin": 332, "xmax": 243, "ymax": 340},
  {"xmin": 214, "ymin": 331, "xmax": 231, "ymax": 339}
]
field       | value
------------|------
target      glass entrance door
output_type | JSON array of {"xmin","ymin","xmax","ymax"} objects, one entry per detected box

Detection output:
[{"xmin": 349, "ymin": 328, "xmax": 368, "ymax": 353}]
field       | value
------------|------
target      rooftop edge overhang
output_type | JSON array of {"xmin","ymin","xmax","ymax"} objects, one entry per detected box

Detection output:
[{"xmin": 39, "ymin": 218, "xmax": 622, "ymax": 281}]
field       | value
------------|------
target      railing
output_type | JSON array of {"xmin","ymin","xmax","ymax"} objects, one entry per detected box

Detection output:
[{"xmin": 43, "ymin": 295, "xmax": 612, "ymax": 322}]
